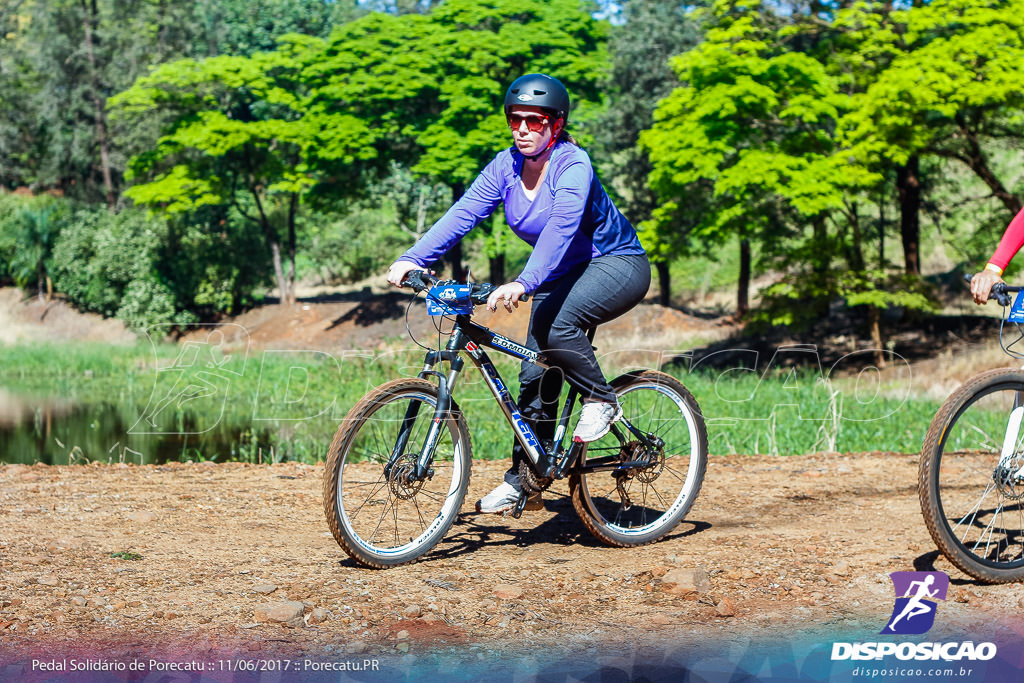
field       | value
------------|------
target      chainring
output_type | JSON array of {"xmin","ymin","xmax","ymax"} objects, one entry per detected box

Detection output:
[{"xmin": 518, "ymin": 460, "xmax": 552, "ymax": 494}]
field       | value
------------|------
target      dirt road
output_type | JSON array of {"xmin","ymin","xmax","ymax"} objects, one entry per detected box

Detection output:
[{"xmin": 2, "ymin": 452, "xmax": 1022, "ymax": 668}]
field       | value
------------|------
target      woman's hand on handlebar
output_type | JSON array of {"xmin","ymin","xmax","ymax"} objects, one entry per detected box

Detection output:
[
  {"xmin": 971, "ymin": 268, "xmax": 1005, "ymax": 305},
  {"xmin": 486, "ymin": 281, "xmax": 526, "ymax": 313},
  {"xmin": 387, "ymin": 260, "xmax": 430, "ymax": 288}
]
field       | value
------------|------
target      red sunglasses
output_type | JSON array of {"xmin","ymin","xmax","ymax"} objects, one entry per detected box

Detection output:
[{"xmin": 507, "ymin": 113, "xmax": 550, "ymax": 132}]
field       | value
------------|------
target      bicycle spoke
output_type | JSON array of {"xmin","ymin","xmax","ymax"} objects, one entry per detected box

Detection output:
[
  {"xmin": 345, "ymin": 471, "xmax": 390, "ymax": 522},
  {"xmin": 974, "ymin": 498, "xmax": 1005, "ymax": 559},
  {"xmin": 572, "ymin": 377, "xmax": 705, "ymax": 545},
  {"xmin": 325, "ymin": 381, "xmax": 470, "ymax": 566},
  {"xmin": 411, "ymin": 492, "xmax": 428, "ymax": 534},
  {"xmin": 922, "ymin": 376, "xmax": 1024, "ymax": 580},
  {"xmin": 952, "ymin": 479, "xmax": 997, "ymax": 542},
  {"xmin": 414, "ymin": 488, "xmax": 446, "ymax": 503},
  {"xmin": 661, "ymin": 461, "xmax": 690, "ymax": 484},
  {"xmin": 368, "ymin": 489, "xmax": 399, "ymax": 547}
]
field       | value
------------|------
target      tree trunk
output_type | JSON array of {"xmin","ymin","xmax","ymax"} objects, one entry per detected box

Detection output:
[
  {"xmin": 37, "ymin": 261, "xmax": 45, "ymax": 303},
  {"xmin": 80, "ymin": 0, "xmax": 115, "ymax": 209},
  {"xmin": 896, "ymin": 156, "xmax": 921, "ymax": 275},
  {"xmin": 877, "ymin": 193, "xmax": 886, "ymax": 270},
  {"xmin": 848, "ymin": 203, "xmax": 865, "ymax": 273},
  {"xmin": 738, "ymin": 234, "xmax": 750, "ymax": 317},
  {"xmin": 250, "ymin": 185, "xmax": 290, "ymax": 306},
  {"xmin": 868, "ymin": 305, "xmax": 886, "ymax": 369},
  {"xmin": 812, "ymin": 217, "xmax": 829, "ymax": 276},
  {"xmin": 489, "ymin": 253, "xmax": 505, "ymax": 285},
  {"xmin": 952, "ymin": 114, "xmax": 1023, "ymax": 216},
  {"xmin": 270, "ymin": 242, "xmax": 288, "ymax": 306},
  {"xmin": 285, "ymin": 193, "xmax": 297, "ymax": 305},
  {"xmin": 656, "ymin": 260, "xmax": 671, "ymax": 307}
]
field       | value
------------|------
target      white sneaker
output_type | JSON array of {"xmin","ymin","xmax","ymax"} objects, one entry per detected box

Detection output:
[
  {"xmin": 572, "ymin": 401, "xmax": 623, "ymax": 443},
  {"xmin": 475, "ymin": 481, "xmax": 543, "ymax": 514}
]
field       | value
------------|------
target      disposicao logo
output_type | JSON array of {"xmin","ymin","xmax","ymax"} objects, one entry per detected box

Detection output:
[
  {"xmin": 830, "ymin": 570, "xmax": 997, "ymax": 662},
  {"xmin": 881, "ymin": 571, "xmax": 948, "ymax": 635}
]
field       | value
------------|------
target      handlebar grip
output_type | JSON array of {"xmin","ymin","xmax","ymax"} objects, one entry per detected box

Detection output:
[
  {"xmin": 468, "ymin": 283, "xmax": 530, "ymax": 305},
  {"xmin": 402, "ymin": 270, "xmax": 437, "ymax": 292}
]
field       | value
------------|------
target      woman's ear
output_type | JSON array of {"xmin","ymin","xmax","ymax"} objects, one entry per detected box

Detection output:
[{"xmin": 553, "ymin": 117, "xmax": 565, "ymax": 138}]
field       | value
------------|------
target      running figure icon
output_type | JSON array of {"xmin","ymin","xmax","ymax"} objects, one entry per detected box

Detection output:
[{"xmin": 881, "ymin": 571, "xmax": 950, "ymax": 635}]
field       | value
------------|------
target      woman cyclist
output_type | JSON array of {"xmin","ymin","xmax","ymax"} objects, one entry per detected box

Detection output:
[
  {"xmin": 387, "ymin": 73, "xmax": 651, "ymax": 515},
  {"xmin": 971, "ymin": 206, "xmax": 1024, "ymax": 304}
]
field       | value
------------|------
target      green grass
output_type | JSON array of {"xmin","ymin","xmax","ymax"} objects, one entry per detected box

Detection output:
[{"xmin": 0, "ymin": 342, "xmax": 942, "ymax": 465}]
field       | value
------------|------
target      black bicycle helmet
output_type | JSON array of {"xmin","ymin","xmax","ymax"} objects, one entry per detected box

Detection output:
[{"xmin": 504, "ymin": 73, "xmax": 571, "ymax": 123}]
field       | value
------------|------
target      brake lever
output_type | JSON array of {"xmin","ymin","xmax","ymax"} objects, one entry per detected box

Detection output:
[{"xmin": 402, "ymin": 270, "xmax": 436, "ymax": 293}]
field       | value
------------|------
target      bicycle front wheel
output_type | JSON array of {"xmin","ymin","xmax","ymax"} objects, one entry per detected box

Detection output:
[
  {"xmin": 323, "ymin": 378, "xmax": 471, "ymax": 568},
  {"xmin": 920, "ymin": 368, "xmax": 1024, "ymax": 583},
  {"xmin": 569, "ymin": 370, "xmax": 707, "ymax": 547}
]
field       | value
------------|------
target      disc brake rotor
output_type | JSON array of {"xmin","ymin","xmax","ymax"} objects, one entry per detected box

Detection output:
[
  {"xmin": 629, "ymin": 440, "xmax": 665, "ymax": 484},
  {"xmin": 388, "ymin": 454, "xmax": 424, "ymax": 500},
  {"xmin": 994, "ymin": 454, "xmax": 1024, "ymax": 501}
]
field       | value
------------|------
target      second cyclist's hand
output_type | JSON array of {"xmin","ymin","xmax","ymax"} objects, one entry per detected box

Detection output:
[
  {"xmin": 487, "ymin": 282, "xmax": 526, "ymax": 312},
  {"xmin": 971, "ymin": 268, "xmax": 1004, "ymax": 305}
]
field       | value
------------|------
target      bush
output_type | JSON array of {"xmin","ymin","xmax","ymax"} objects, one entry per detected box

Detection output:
[{"xmin": 50, "ymin": 207, "xmax": 199, "ymax": 330}]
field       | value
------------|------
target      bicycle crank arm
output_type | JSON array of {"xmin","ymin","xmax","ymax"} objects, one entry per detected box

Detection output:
[{"xmin": 510, "ymin": 491, "xmax": 529, "ymax": 519}]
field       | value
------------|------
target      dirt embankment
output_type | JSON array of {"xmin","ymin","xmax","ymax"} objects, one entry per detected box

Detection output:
[
  {"xmin": 1, "ymin": 453, "xmax": 1021, "ymax": 662},
  {"xmin": 0, "ymin": 289, "xmax": 135, "ymax": 347}
]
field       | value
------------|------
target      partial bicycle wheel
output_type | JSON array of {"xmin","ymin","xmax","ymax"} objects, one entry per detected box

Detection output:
[
  {"xmin": 323, "ymin": 378, "xmax": 471, "ymax": 568},
  {"xmin": 569, "ymin": 370, "xmax": 707, "ymax": 547},
  {"xmin": 920, "ymin": 368, "xmax": 1024, "ymax": 583}
]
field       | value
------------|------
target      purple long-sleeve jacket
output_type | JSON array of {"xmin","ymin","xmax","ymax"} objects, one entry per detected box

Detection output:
[{"xmin": 399, "ymin": 142, "xmax": 645, "ymax": 293}]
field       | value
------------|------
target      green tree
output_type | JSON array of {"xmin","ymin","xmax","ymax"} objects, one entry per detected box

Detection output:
[
  {"xmin": 110, "ymin": 40, "xmax": 376, "ymax": 304},
  {"xmin": 596, "ymin": 0, "xmax": 707, "ymax": 305},
  {"xmin": 1, "ymin": 0, "xmax": 357, "ymax": 200},
  {"xmin": 0, "ymin": 195, "xmax": 66, "ymax": 300},
  {"xmin": 643, "ymin": 3, "xmax": 869, "ymax": 315},
  {"xmin": 838, "ymin": 0, "xmax": 1024, "ymax": 269},
  {"xmin": 284, "ymin": 0, "xmax": 610, "ymax": 282}
]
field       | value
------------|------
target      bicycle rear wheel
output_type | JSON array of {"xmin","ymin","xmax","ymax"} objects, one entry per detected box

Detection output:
[
  {"xmin": 569, "ymin": 370, "xmax": 707, "ymax": 547},
  {"xmin": 323, "ymin": 378, "xmax": 471, "ymax": 568},
  {"xmin": 920, "ymin": 368, "xmax": 1024, "ymax": 583}
]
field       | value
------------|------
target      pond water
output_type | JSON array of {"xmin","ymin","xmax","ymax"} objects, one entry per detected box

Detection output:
[{"xmin": 0, "ymin": 390, "xmax": 313, "ymax": 466}]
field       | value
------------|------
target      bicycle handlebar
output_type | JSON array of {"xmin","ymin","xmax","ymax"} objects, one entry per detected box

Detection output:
[
  {"xmin": 964, "ymin": 272, "xmax": 1020, "ymax": 307},
  {"xmin": 401, "ymin": 270, "xmax": 529, "ymax": 306}
]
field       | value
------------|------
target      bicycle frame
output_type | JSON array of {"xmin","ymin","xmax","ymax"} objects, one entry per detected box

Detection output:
[{"xmin": 396, "ymin": 312, "xmax": 662, "ymax": 484}]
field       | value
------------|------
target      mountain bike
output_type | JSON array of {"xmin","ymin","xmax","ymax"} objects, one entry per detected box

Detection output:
[
  {"xmin": 919, "ymin": 276, "xmax": 1024, "ymax": 583},
  {"xmin": 323, "ymin": 271, "xmax": 708, "ymax": 568}
]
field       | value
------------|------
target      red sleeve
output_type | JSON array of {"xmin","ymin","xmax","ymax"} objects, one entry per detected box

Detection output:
[{"xmin": 989, "ymin": 206, "xmax": 1024, "ymax": 270}]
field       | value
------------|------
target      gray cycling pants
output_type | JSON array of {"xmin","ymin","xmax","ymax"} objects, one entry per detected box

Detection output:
[{"xmin": 505, "ymin": 252, "xmax": 651, "ymax": 484}]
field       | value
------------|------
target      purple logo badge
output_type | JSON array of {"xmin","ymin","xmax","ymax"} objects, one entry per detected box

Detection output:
[{"xmin": 881, "ymin": 571, "xmax": 949, "ymax": 635}]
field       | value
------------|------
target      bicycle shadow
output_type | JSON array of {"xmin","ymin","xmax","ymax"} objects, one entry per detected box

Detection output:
[
  {"xmin": 912, "ymin": 550, "xmax": 990, "ymax": 586},
  {"xmin": 421, "ymin": 493, "xmax": 712, "ymax": 563}
]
